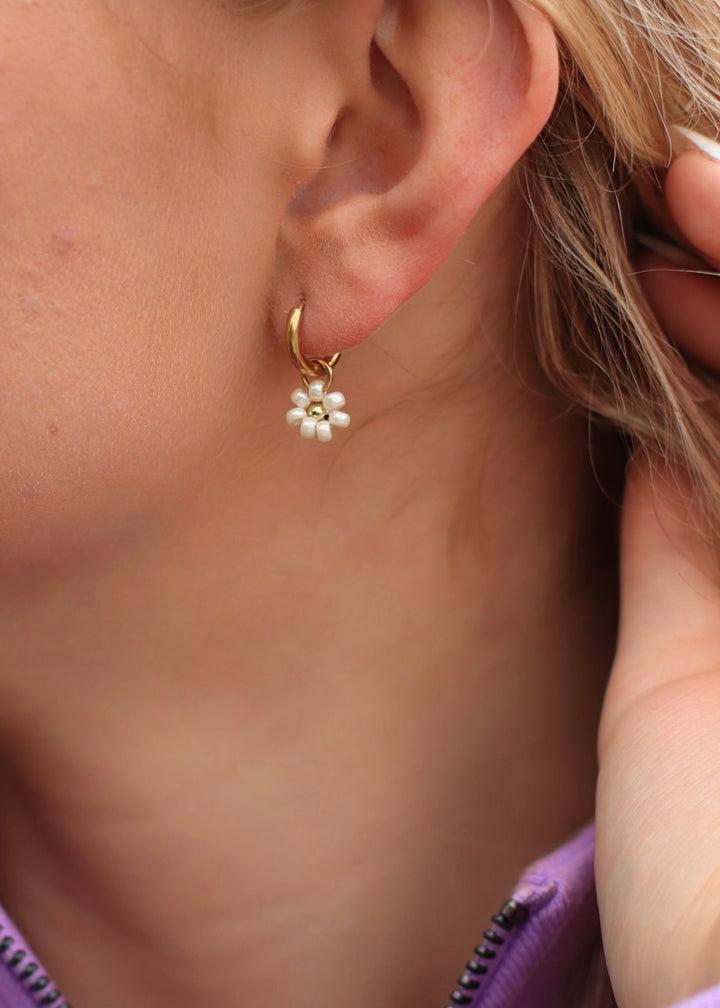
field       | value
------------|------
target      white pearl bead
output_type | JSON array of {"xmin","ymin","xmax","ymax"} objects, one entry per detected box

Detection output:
[
  {"xmin": 291, "ymin": 389, "xmax": 310, "ymax": 409},
  {"xmin": 329, "ymin": 410, "xmax": 350, "ymax": 428},
  {"xmin": 300, "ymin": 417, "xmax": 317, "ymax": 439},
  {"xmin": 307, "ymin": 379, "xmax": 326, "ymax": 401},
  {"xmin": 323, "ymin": 391, "xmax": 345, "ymax": 411},
  {"xmin": 316, "ymin": 420, "xmax": 333, "ymax": 442},
  {"xmin": 286, "ymin": 407, "xmax": 306, "ymax": 427}
]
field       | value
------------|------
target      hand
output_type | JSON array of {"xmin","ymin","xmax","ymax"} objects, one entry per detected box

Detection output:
[
  {"xmin": 637, "ymin": 138, "xmax": 720, "ymax": 371},
  {"xmin": 596, "ymin": 141, "xmax": 720, "ymax": 1008}
]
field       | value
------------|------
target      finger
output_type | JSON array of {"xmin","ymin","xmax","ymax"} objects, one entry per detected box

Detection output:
[
  {"xmin": 637, "ymin": 250, "xmax": 720, "ymax": 370},
  {"xmin": 599, "ymin": 455, "xmax": 720, "ymax": 753},
  {"xmin": 665, "ymin": 149, "xmax": 720, "ymax": 270}
]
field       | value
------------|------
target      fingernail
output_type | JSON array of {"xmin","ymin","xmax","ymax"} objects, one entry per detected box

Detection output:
[
  {"xmin": 672, "ymin": 126, "xmax": 720, "ymax": 162},
  {"xmin": 634, "ymin": 232, "xmax": 703, "ymax": 268}
]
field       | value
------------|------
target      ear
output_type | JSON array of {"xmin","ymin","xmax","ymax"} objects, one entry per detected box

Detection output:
[{"xmin": 272, "ymin": 0, "xmax": 558, "ymax": 358}]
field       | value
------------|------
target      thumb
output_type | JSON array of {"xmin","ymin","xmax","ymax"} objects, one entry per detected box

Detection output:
[{"xmin": 599, "ymin": 454, "xmax": 720, "ymax": 755}]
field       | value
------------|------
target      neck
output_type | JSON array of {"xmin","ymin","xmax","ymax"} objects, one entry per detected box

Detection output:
[{"xmin": 0, "ymin": 200, "xmax": 618, "ymax": 1008}]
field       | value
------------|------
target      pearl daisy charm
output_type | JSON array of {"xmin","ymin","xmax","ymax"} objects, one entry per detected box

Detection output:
[
  {"xmin": 285, "ymin": 300, "xmax": 350, "ymax": 443},
  {"xmin": 286, "ymin": 379, "xmax": 351, "ymax": 442}
]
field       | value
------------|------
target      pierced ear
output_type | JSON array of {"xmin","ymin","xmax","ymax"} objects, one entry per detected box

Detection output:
[{"xmin": 273, "ymin": 0, "xmax": 559, "ymax": 357}]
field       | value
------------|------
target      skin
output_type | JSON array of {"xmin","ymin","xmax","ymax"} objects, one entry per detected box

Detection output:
[
  {"xmin": 0, "ymin": 2, "xmax": 715, "ymax": 1007},
  {"xmin": 0, "ymin": 3, "xmax": 612, "ymax": 1005}
]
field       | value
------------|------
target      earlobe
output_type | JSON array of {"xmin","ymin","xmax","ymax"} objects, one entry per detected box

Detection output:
[{"xmin": 273, "ymin": 0, "xmax": 559, "ymax": 358}]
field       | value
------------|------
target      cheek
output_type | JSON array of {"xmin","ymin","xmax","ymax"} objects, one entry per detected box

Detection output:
[{"xmin": 0, "ymin": 4, "xmax": 278, "ymax": 563}]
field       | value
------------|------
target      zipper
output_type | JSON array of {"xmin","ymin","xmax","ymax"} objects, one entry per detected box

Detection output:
[
  {"xmin": 442, "ymin": 897, "xmax": 529, "ymax": 1007},
  {"xmin": 0, "ymin": 893, "xmax": 527, "ymax": 1008},
  {"xmin": 0, "ymin": 926, "xmax": 71, "ymax": 1007}
]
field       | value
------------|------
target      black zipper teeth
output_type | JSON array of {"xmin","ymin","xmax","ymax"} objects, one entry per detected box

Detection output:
[
  {"xmin": 442, "ymin": 897, "xmax": 529, "ymax": 1007},
  {"xmin": 0, "ymin": 924, "xmax": 72, "ymax": 1007}
]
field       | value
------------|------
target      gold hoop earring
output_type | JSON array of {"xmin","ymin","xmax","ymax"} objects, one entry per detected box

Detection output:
[{"xmin": 285, "ymin": 301, "xmax": 350, "ymax": 442}]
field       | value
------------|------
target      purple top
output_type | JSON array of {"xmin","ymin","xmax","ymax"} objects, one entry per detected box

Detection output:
[{"xmin": 0, "ymin": 824, "xmax": 717, "ymax": 1008}]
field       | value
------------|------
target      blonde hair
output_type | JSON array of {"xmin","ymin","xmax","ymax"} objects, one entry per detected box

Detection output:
[{"xmin": 520, "ymin": 0, "xmax": 720, "ymax": 545}]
